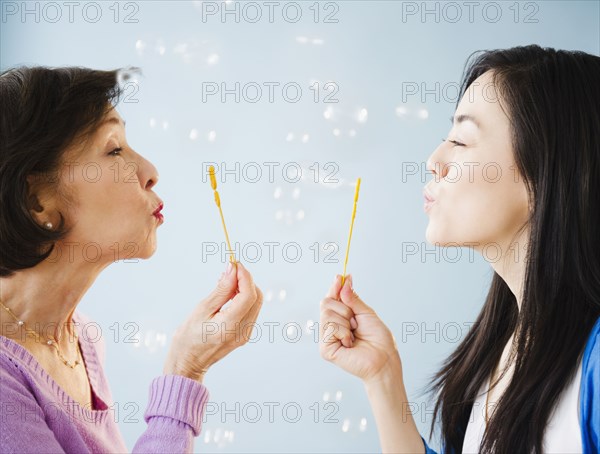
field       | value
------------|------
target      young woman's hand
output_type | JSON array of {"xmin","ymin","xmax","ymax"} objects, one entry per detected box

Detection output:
[
  {"xmin": 163, "ymin": 261, "xmax": 263, "ymax": 382},
  {"xmin": 319, "ymin": 274, "xmax": 402, "ymax": 383}
]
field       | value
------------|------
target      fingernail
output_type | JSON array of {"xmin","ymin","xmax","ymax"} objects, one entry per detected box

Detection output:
[
  {"xmin": 350, "ymin": 317, "xmax": 358, "ymax": 330},
  {"xmin": 218, "ymin": 272, "xmax": 225, "ymax": 282},
  {"xmin": 226, "ymin": 261, "xmax": 234, "ymax": 275},
  {"xmin": 347, "ymin": 275, "xmax": 353, "ymax": 290}
]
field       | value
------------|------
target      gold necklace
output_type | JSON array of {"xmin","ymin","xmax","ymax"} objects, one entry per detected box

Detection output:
[{"xmin": 0, "ymin": 299, "xmax": 82, "ymax": 369}]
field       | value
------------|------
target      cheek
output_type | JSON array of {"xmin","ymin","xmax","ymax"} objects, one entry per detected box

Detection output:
[
  {"xmin": 428, "ymin": 178, "xmax": 488, "ymax": 244},
  {"xmin": 68, "ymin": 166, "xmax": 142, "ymax": 232},
  {"xmin": 427, "ymin": 163, "xmax": 528, "ymax": 245}
]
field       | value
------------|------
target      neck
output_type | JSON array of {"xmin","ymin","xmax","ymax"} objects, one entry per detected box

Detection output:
[
  {"xmin": 0, "ymin": 241, "xmax": 109, "ymax": 350},
  {"xmin": 478, "ymin": 227, "xmax": 529, "ymax": 312}
]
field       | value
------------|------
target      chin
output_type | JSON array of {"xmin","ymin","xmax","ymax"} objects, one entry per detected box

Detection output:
[
  {"xmin": 425, "ymin": 223, "xmax": 448, "ymax": 246},
  {"xmin": 425, "ymin": 222, "xmax": 474, "ymax": 248},
  {"xmin": 140, "ymin": 244, "xmax": 158, "ymax": 259},
  {"xmin": 133, "ymin": 238, "xmax": 158, "ymax": 260}
]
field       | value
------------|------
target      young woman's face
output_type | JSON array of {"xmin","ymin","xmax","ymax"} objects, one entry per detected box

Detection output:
[
  {"xmin": 424, "ymin": 70, "xmax": 529, "ymax": 254},
  {"xmin": 53, "ymin": 109, "xmax": 163, "ymax": 262}
]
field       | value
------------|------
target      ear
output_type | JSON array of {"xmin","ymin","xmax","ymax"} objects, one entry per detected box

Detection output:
[{"xmin": 26, "ymin": 174, "xmax": 55, "ymax": 226}]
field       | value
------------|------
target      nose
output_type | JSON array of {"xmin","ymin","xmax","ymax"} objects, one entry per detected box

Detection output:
[
  {"xmin": 426, "ymin": 140, "xmax": 450, "ymax": 180},
  {"xmin": 135, "ymin": 152, "xmax": 159, "ymax": 190}
]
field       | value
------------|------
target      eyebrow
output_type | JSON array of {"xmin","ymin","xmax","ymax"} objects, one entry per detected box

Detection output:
[
  {"xmin": 449, "ymin": 114, "xmax": 480, "ymax": 128},
  {"xmin": 102, "ymin": 116, "xmax": 126, "ymax": 127}
]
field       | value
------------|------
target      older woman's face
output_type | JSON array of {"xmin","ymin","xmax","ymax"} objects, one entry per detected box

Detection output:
[
  {"xmin": 424, "ymin": 70, "xmax": 529, "ymax": 254},
  {"xmin": 56, "ymin": 109, "xmax": 162, "ymax": 262}
]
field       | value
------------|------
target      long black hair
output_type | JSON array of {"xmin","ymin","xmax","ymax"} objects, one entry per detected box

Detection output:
[
  {"xmin": 423, "ymin": 45, "xmax": 600, "ymax": 453},
  {"xmin": 0, "ymin": 66, "xmax": 126, "ymax": 277}
]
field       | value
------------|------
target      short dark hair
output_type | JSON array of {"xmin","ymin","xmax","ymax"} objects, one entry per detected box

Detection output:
[{"xmin": 0, "ymin": 66, "xmax": 127, "ymax": 277}]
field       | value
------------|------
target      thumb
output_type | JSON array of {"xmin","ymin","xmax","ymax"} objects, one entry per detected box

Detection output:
[
  {"xmin": 339, "ymin": 275, "xmax": 374, "ymax": 315},
  {"xmin": 204, "ymin": 261, "xmax": 238, "ymax": 314},
  {"xmin": 326, "ymin": 274, "xmax": 343, "ymax": 299}
]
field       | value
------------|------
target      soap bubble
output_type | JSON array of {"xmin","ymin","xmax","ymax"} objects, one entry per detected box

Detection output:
[
  {"xmin": 417, "ymin": 108, "xmax": 429, "ymax": 119},
  {"xmin": 207, "ymin": 53, "xmax": 219, "ymax": 65},
  {"xmin": 117, "ymin": 67, "xmax": 141, "ymax": 88},
  {"xmin": 396, "ymin": 106, "xmax": 408, "ymax": 117},
  {"xmin": 134, "ymin": 39, "xmax": 146, "ymax": 55},
  {"xmin": 357, "ymin": 108, "xmax": 368, "ymax": 123},
  {"xmin": 359, "ymin": 417, "xmax": 368, "ymax": 432},
  {"xmin": 342, "ymin": 419, "xmax": 351, "ymax": 432}
]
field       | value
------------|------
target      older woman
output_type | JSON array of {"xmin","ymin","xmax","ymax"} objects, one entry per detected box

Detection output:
[
  {"xmin": 0, "ymin": 67, "xmax": 263, "ymax": 452},
  {"xmin": 319, "ymin": 45, "xmax": 600, "ymax": 453}
]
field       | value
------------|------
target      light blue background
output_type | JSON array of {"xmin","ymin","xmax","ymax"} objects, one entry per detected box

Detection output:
[{"xmin": 2, "ymin": 1, "xmax": 598, "ymax": 452}]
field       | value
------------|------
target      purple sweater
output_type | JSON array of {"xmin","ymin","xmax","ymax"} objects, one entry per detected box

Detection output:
[{"xmin": 0, "ymin": 310, "xmax": 210, "ymax": 453}]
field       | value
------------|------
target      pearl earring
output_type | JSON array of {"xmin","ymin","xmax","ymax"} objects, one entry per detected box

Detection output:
[{"xmin": 44, "ymin": 221, "xmax": 53, "ymax": 229}]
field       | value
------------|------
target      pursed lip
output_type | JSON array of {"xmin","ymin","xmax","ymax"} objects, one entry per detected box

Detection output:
[
  {"xmin": 423, "ymin": 188, "xmax": 436, "ymax": 203},
  {"xmin": 152, "ymin": 202, "xmax": 164, "ymax": 216}
]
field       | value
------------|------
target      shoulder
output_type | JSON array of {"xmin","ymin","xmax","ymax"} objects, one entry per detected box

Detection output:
[
  {"xmin": 0, "ymin": 350, "xmax": 36, "ymax": 403},
  {"xmin": 580, "ymin": 315, "xmax": 600, "ymax": 450},
  {"xmin": 582, "ymin": 315, "xmax": 600, "ymax": 371}
]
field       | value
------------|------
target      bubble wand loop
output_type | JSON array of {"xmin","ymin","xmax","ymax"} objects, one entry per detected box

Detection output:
[
  {"xmin": 209, "ymin": 166, "xmax": 236, "ymax": 263},
  {"xmin": 341, "ymin": 178, "xmax": 361, "ymax": 287}
]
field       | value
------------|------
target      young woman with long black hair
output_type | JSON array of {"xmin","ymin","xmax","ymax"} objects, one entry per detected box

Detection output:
[{"xmin": 319, "ymin": 45, "xmax": 600, "ymax": 453}]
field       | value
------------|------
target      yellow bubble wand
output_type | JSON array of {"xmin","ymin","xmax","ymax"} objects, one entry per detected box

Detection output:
[
  {"xmin": 208, "ymin": 166, "xmax": 236, "ymax": 263},
  {"xmin": 341, "ymin": 178, "xmax": 361, "ymax": 287}
]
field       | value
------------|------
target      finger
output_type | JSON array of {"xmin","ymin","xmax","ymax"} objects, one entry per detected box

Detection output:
[
  {"xmin": 203, "ymin": 261, "xmax": 238, "ymax": 315},
  {"xmin": 239, "ymin": 286, "xmax": 263, "ymax": 326},
  {"xmin": 326, "ymin": 274, "xmax": 343, "ymax": 300},
  {"xmin": 321, "ymin": 310, "xmax": 352, "ymax": 332},
  {"xmin": 339, "ymin": 275, "xmax": 375, "ymax": 316},
  {"xmin": 223, "ymin": 262, "xmax": 258, "ymax": 321},
  {"xmin": 320, "ymin": 297, "xmax": 356, "ymax": 323},
  {"xmin": 238, "ymin": 286, "xmax": 263, "ymax": 341},
  {"xmin": 320, "ymin": 317, "xmax": 354, "ymax": 348}
]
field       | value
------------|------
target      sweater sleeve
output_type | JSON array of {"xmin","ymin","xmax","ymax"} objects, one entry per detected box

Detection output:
[
  {"xmin": 131, "ymin": 374, "xmax": 210, "ymax": 454},
  {"xmin": 0, "ymin": 359, "xmax": 66, "ymax": 453},
  {"xmin": 581, "ymin": 318, "xmax": 600, "ymax": 454}
]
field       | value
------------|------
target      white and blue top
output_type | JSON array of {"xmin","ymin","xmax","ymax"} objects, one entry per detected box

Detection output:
[{"xmin": 421, "ymin": 315, "xmax": 600, "ymax": 454}]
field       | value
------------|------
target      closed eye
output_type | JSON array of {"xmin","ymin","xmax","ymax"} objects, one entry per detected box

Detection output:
[{"xmin": 442, "ymin": 138, "xmax": 465, "ymax": 147}]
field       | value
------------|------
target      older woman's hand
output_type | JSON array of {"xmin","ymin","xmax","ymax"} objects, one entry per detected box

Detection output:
[
  {"xmin": 163, "ymin": 261, "xmax": 263, "ymax": 382},
  {"xmin": 319, "ymin": 274, "xmax": 401, "ymax": 383}
]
